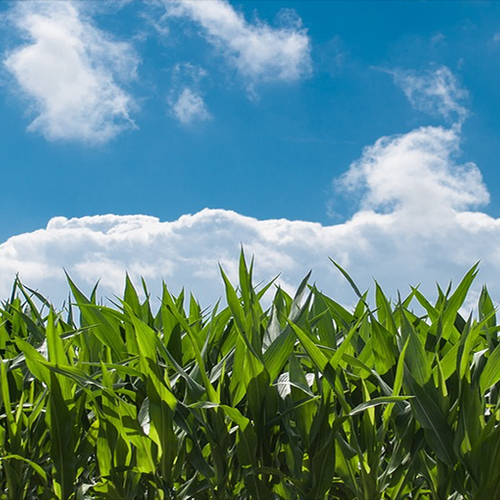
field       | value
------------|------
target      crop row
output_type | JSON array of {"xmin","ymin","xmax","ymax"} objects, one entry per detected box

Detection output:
[{"xmin": 1, "ymin": 256, "xmax": 500, "ymax": 499}]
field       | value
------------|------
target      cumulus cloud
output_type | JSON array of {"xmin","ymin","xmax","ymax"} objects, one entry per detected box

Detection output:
[
  {"xmin": 3, "ymin": 1, "xmax": 138, "ymax": 143},
  {"xmin": 337, "ymin": 126, "xmax": 489, "ymax": 221},
  {"xmin": 1, "ymin": 123, "xmax": 499, "ymax": 309},
  {"xmin": 388, "ymin": 66, "xmax": 468, "ymax": 123},
  {"xmin": 164, "ymin": 0, "xmax": 312, "ymax": 88}
]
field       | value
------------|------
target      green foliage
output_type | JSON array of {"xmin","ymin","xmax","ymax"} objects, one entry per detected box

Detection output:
[{"xmin": 0, "ymin": 257, "xmax": 500, "ymax": 499}]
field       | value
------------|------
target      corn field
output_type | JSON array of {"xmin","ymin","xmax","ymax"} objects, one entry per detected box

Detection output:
[{"xmin": 1, "ymin": 256, "xmax": 500, "ymax": 499}]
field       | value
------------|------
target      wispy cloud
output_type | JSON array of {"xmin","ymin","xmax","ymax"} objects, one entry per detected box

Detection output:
[
  {"xmin": 168, "ymin": 62, "xmax": 211, "ymax": 124},
  {"xmin": 3, "ymin": 1, "xmax": 139, "ymax": 144},
  {"xmin": 164, "ymin": 0, "xmax": 312, "ymax": 90},
  {"xmin": 386, "ymin": 66, "xmax": 468, "ymax": 123},
  {"xmin": 170, "ymin": 87, "xmax": 211, "ymax": 124}
]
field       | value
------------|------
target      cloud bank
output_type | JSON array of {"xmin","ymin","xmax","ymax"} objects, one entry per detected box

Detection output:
[
  {"xmin": 4, "ymin": 1, "xmax": 138, "ymax": 143},
  {"xmin": 1, "ymin": 122, "xmax": 499, "ymax": 309}
]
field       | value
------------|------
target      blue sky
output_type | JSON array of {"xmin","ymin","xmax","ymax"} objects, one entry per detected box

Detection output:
[{"xmin": 2, "ymin": 0, "xmax": 500, "ymax": 306}]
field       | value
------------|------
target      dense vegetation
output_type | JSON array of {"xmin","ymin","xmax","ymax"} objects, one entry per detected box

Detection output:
[{"xmin": 1, "ymin": 256, "xmax": 500, "ymax": 499}]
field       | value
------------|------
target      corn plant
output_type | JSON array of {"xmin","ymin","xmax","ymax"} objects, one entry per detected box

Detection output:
[{"xmin": 1, "ymin": 255, "xmax": 500, "ymax": 499}]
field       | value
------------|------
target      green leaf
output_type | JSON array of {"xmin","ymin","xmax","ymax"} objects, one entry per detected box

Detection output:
[
  {"xmin": 48, "ymin": 371, "xmax": 77, "ymax": 500},
  {"xmin": 348, "ymin": 395, "xmax": 411, "ymax": 417},
  {"xmin": 264, "ymin": 286, "xmax": 312, "ymax": 382},
  {"xmin": 407, "ymin": 377, "xmax": 456, "ymax": 467},
  {"xmin": 480, "ymin": 341, "xmax": 500, "ymax": 393},
  {"xmin": 330, "ymin": 259, "xmax": 363, "ymax": 299},
  {"xmin": 66, "ymin": 273, "xmax": 127, "ymax": 360},
  {"xmin": 0, "ymin": 455, "xmax": 47, "ymax": 484}
]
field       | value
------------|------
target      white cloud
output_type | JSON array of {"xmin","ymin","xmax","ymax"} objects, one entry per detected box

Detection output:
[
  {"xmin": 170, "ymin": 87, "xmax": 211, "ymax": 124},
  {"xmin": 4, "ymin": 1, "xmax": 139, "ymax": 143},
  {"xmin": 168, "ymin": 63, "xmax": 211, "ymax": 124},
  {"xmin": 337, "ymin": 126, "xmax": 489, "ymax": 220},
  {"xmin": 388, "ymin": 66, "xmax": 468, "ymax": 123},
  {"xmin": 164, "ymin": 0, "xmax": 312, "ymax": 88},
  {"xmin": 1, "ymin": 124, "xmax": 500, "ymax": 309}
]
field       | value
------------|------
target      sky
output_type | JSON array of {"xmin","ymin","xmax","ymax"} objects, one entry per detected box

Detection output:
[{"xmin": 2, "ymin": 0, "xmax": 500, "ymax": 308}]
